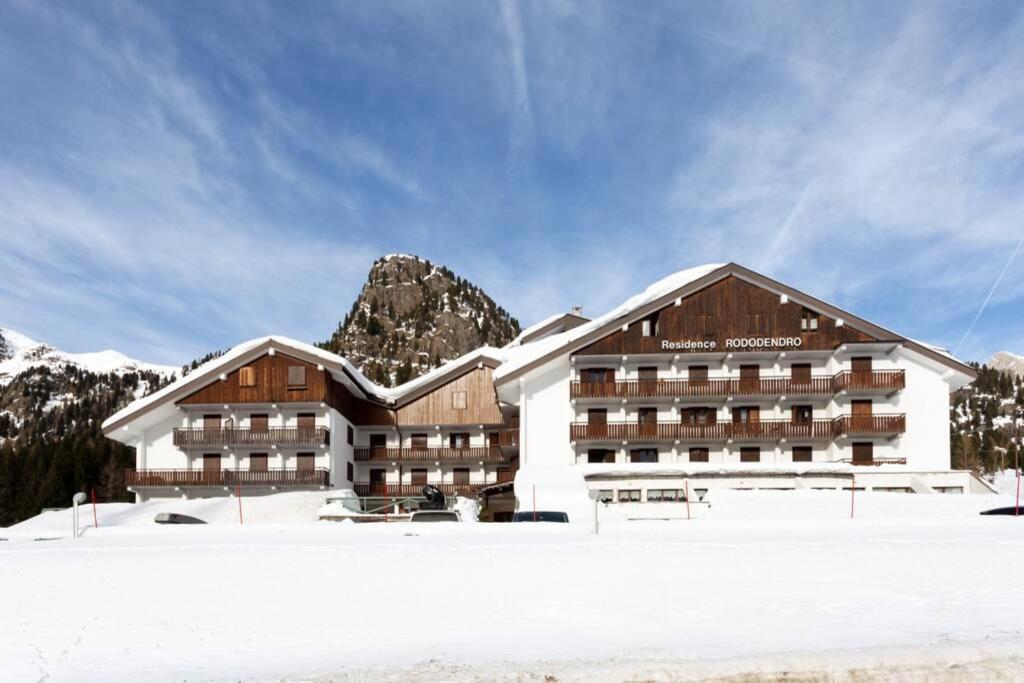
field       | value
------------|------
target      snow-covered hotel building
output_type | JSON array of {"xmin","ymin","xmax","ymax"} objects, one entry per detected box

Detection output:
[{"xmin": 103, "ymin": 263, "xmax": 987, "ymax": 515}]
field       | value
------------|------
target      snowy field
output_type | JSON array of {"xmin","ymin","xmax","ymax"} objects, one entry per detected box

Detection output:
[{"xmin": 3, "ymin": 488, "xmax": 1024, "ymax": 682}]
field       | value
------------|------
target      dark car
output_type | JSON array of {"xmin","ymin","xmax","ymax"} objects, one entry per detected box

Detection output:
[
  {"xmin": 154, "ymin": 512, "xmax": 207, "ymax": 524},
  {"xmin": 979, "ymin": 507, "xmax": 1023, "ymax": 516},
  {"xmin": 513, "ymin": 511, "xmax": 569, "ymax": 523}
]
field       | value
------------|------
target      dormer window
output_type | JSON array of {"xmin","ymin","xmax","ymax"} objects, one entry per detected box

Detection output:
[
  {"xmin": 800, "ymin": 308, "xmax": 819, "ymax": 332},
  {"xmin": 641, "ymin": 312, "xmax": 659, "ymax": 337}
]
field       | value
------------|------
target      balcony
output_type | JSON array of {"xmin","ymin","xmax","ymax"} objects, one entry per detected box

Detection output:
[
  {"xmin": 126, "ymin": 468, "xmax": 330, "ymax": 488},
  {"xmin": 570, "ymin": 415, "xmax": 903, "ymax": 443},
  {"xmin": 837, "ymin": 456, "xmax": 908, "ymax": 466},
  {"xmin": 354, "ymin": 446, "xmax": 509, "ymax": 464},
  {"xmin": 832, "ymin": 414, "xmax": 906, "ymax": 438},
  {"xmin": 832, "ymin": 371, "xmax": 905, "ymax": 395},
  {"xmin": 353, "ymin": 480, "xmax": 490, "ymax": 497},
  {"xmin": 569, "ymin": 371, "xmax": 904, "ymax": 401},
  {"xmin": 172, "ymin": 427, "xmax": 330, "ymax": 448}
]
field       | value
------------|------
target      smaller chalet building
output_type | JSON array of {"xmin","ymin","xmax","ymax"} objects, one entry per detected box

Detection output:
[{"xmin": 103, "ymin": 263, "xmax": 986, "ymax": 515}]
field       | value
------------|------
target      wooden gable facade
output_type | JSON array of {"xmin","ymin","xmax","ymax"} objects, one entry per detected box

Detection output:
[
  {"xmin": 178, "ymin": 352, "xmax": 329, "ymax": 405},
  {"xmin": 395, "ymin": 365, "xmax": 504, "ymax": 427},
  {"xmin": 576, "ymin": 275, "xmax": 880, "ymax": 356}
]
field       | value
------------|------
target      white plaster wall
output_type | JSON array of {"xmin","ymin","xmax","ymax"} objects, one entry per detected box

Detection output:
[
  {"xmin": 891, "ymin": 349, "xmax": 953, "ymax": 470},
  {"xmin": 520, "ymin": 357, "xmax": 574, "ymax": 467}
]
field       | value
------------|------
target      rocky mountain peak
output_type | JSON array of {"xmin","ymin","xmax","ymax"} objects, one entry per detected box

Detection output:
[{"xmin": 320, "ymin": 254, "xmax": 520, "ymax": 386}]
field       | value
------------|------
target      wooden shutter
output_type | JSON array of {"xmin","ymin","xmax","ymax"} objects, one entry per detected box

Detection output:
[
  {"xmin": 296, "ymin": 453, "xmax": 315, "ymax": 471},
  {"xmin": 203, "ymin": 414, "xmax": 221, "ymax": 430},
  {"xmin": 791, "ymin": 363, "xmax": 811, "ymax": 384},
  {"xmin": 852, "ymin": 357, "xmax": 873, "ymax": 373},
  {"xmin": 740, "ymin": 447, "xmax": 760, "ymax": 463},
  {"xmin": 852, "ymin": 400, "xmax": 873, "ymax": 417},
  {"xmin": 588, "ymin": 408, "xmax": 607, "ymax": 424},
  {"xmin": 689, "ymin": 365, "xmax": 708, "ymax": 383},
  {"xmin": 488, "ymin": 432, "xmax": 499, "ymax": 447},
  {"xmin": 249, "ymin": 453, "xmax": 268, "ymax": 472},
  {"xmin": 639, "ymin": 407, "xmax": 657, "ymax": 424},
  {"xmin": 239, "ymin": 366, "xmax": 256, "ymax": 387},
  {"xmin": 250, "ymin": 413, "xmax": 269, "ymax": 431},
  {"xmin": 638, "ymin": 366, "xmax": 658, "ymax": 381},
  {"xmin": 604, "ymin": 368, "xmax": 615, "ymax": 383},
  {"xmin": 411, "ymin": 433, "xmax": 428, "ymax": 449},
  {"xmin": 453, "ymin": 468, "xmax": 470, "ymax": 485},
  {"xmin": 369, "ymin": 433, "xmax": 387, "ymax": 448},
  {"xmin": 689, "ymin": 447, "xmax": 709, "ymax": 463},
  {"xmin": 792, "ymin": 405, "xmax": 812, "ymax": 424},
  {"xmin": 202, "ymin": 454, "xmax": 221, "ymax": 484},
  {"xmin": 287, "ymin": 365, "xmax": 306, "ymax": 387},
  {"xmin": 452, "ymin": 391, "xmax": 467, "ymax": 410},
  {"xmin": 792, "ymin": 446, "xmax": 812, "ymax": 462},
  {"xmin": 852, "ymin": 442, "xmax": 873, "ymax": 465},
  {"xmin": 411, "ymin": 468, "xmax": 428, "ymax": 485}
]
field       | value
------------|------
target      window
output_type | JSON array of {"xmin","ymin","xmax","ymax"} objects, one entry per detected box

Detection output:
[
  {"xmin": 792, "ymin": 405, "xmax": 813, "ymax": 424},
  {"xmin": 369, "ymin": 433, "xmax": 387, "ymax": 449},
  {"xmin": 587, "ymin": 408, "xmax": 608, "ymax": 424},
  {"xmin": 641, "ymin": 312, "xmax": 659, "ymax": 337},
  {"xmin": 630, "ymin": 448, "xmax": 658, "ymax": 463},
  {"xmin": 287, "ymin": 365, "xmax": 306, "ymax": 387},
  {"xmin": 346, "ymin": 425, "xmax": 354, "ymax": 446},
  {"xmin": 581, "ymin": 368, "xmax": 614, "ymax": 383},
  {"xmin": 250, "ymin": 413, "xmax": 269, "ymax": 431},
  {"xmin": 588, "ymin": 449, "xmax": 615, "ymax": 464},
  {"xmin": 239, "ymin": 366, "xmax": 256, "ymax": 387},
  {"xmin": 689, "ymin": 447, "xmax": 710, "ymax": 462},
  {"xmin": 689, "ymin": 365, "xmax": 708, "ymax": 383},
  {"xmin": 449, "ymin": 432, "xmax": 470, "ymax": 448},
  {"xmin": 638, "ymin": 407, "xmax": 658, "ymax": 424},
  {"xmin": 452, "ymin": 390, "xmax": 467, "ymax": 410},
  {"xmin": 732, "ymin": 406, "xmax": 758, "ymax": 423},
  {"xmin": 682, "ymin": 407, "xmax": 716, "ymax": 425},
  {"xmin": 638, "ymin": 366, "xmax": 658, "ymax": 382},
  {"xmin": 648, "ymin": 489, "xmax": 687, "ymax": 502},
  {"xmin": 618, "ymin": 489, "xmax": 641, "ymax": 503},
  {"xmin": 410, "ymin": 468, "xmax": 428, "ymax": 485},
  {"xmin": 346, "ymin": 462, "xmax": 353, "ymax": 482},
  {"xmin": 411, "ymin": 433, "xmax": 428, "ymax": 449},
  {"xmin": 740, "ymin": 447, "xmax": 760, "ymax": 462},
  {"xmin": 453, "ymin": 468, "xmax": 470, "ymax": 485},
  {"xmin": 249, "ymin": 453, "xmax": 268, "ymax": 472},
  {"xmin": 296, "ymin": 452, "xmax": 315, "ymax": 471},
  {"xmin": 597, "ymin": 489, "xmax": 614, "ymax": 503},
  {"xmin": 792, "ymin": 446, "xmax": 812, "ymax": 463},
  {"xmin": 800, "ymin": 308, "xmax": 819, "ymax": 331}
]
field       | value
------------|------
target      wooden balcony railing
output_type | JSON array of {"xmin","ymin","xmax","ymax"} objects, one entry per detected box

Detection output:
[
  {"xmin": 832, "ymin": 414, "xmax": 906, "ymax": 436},
  {"xmin": 172, "ymin": 427, "xmax": 330, "ymax": 448},
  {"xmin": 832, "ymin": 371, "xmax": 906, "ymax": 393},
  {"xmin": 837, "ymin": 457, "xmax": 908, "ymax": 466},
  {"xmin": 354, "ymin": 446, "xmax": 509, "ymax": 463},
  {"xmin": 569, "ymin": 371, "xmax": 904, "ymax": 400},
  {"xmin": 353, "ymin": 480, "xmax": 490, "ymax": 497},
  {"xmin": 570, "ymin": 415, "xmax": 904, "ymax": 442},
  {"xmin": 496, "ymin": 429, "xmax": 519, "ymax": 447},
  {"xmin": 126, "ymin": 468, "xmax": 330, "ymax": 488}
]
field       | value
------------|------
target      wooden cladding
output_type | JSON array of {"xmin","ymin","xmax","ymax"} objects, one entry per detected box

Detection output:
[
  {"xmin": 394, "ymin": 365, "xmax": 503, "ymax": 426},
  {"xmin": 576, "ymin": 276, "xmax": 878, "ymax": 356},
  {"xmin": 570, "ymin": 370, "xmax": 903, "ymax": 400},
  {"xmin": 180, "ymin": 353, "xmax": 327, "ymax": 405},
  {"xmin": 126, "ymin": 468, "xmax": 330, "ymax": 488},
  {"xmin": 569, "ymin": 415, "xmax": 902, "ymax": 442},
  {"xmin": 173, "ymin": 426, "xmax": 330, "ymax": 448}
]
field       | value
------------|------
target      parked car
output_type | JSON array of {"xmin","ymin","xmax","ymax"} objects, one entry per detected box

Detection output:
[
  {"xmin": 513, "ymin": 511, "xmax": 569, "ymax": 523},
  {"xmin": 154, "ymin": 512, "xmax": 207, "ymax": 524},
  {"xmin": 979, "ymin": 507, "xmax": 1023, "ymax": 516},
  {"xmin": 409, "ymin": 510, "xmax": 461, "ymax": 522}
]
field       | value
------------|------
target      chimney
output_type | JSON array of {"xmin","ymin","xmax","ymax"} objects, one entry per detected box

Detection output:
[{"xmin": 571, "ymin": 306, "xmax": 583, "ymax": 317}]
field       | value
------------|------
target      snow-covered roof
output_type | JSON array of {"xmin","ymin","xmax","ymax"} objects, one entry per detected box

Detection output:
[
  {"xmin": 494, "ymin": 264, "xmax": 725, "ymax": 381},
  {"xmin": 102, "ymin": 335, "xmax": 505, "ymax": 434}
]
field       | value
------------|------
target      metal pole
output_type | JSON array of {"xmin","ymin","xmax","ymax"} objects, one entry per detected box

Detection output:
[
  {"xmin": 532, "ymin": 484, "xmax": 536, "ymax": 522},
  {"xmin": 850, "ymin": 474, "xmax": 855, "ymax": 519},
  {"xmin": 685, "ymin": 480, "xmax": 691, "ymax": 520},
  {"xmin": 237, "ymin": 484, "xmax": 243, "ymax": 524},
  {"xmin": 91, "ymin": 488, "xmax": 98, "ymax": 529},
  {"xmin": 593, "ymin": 495, "xmax": 599, "ymax": 535}
]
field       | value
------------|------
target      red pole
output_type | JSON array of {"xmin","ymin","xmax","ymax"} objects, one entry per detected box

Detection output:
[
  {"xmin": 850, "ymin": 474, "xmax": 855, "ymax": 519},
  {"xmin": 1015, "ymin": 469, "xmax": 1020, "ymax": 517},
  {"xmin": 685, "ymin": 481, "xmax": 691, "ymax": 520},
  {"xmin": 237, "ymin": 484, "xmax": 243, "ymax": 525},
  {"xmin": 90, "ymin": 488, "xmax": 98, "ymax": 528},
  {"xmin": 384, "ymin": 481, "xmax": 389, "ymax": 524},
  {"xmin": 532, "ymin": 484, "xmax": 537, "ymax": 522}
]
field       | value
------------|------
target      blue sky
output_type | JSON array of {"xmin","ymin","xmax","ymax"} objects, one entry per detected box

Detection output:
[{"xmin": 2, "ymin": 1, "xmax": 1023, "ymax": 366}]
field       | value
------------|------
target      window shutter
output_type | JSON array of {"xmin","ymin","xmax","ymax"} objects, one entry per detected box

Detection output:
[
  {"xmin": 287, "ymin": 366, "xmax": 306, "ymax": 387},
  {"xmin": 239, "ymin": 366, "xmax": 256, "ymax": 387}
]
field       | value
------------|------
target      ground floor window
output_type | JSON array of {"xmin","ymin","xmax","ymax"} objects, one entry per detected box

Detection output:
[
  {"xmin": 689, "ymin": 447, "xmax": 709, "ymax": 462},
  {"xmin": 740, "ymin": 447, "xmax": 760, "ymax": 462},
  {"xmin": 346, "ymin": 462, "xmax": 353, "ymax": 482},
  {"xmin": 647, "ymin": 489, "xmax": 687, "ymax": 502},
  {"xmin": 792, "ymin": 446, "xmax": 812, "ymax": 462},
  {"xmin": 588, "ymin": 449, "xmax": 615, "ymax": 464},
  {"xmin": 934, "ymin": 486, "xmax": 963, "ymax": 494},
  {"xmin": 596, "ymin": 489, "xmax": 614, "ymax": 503},
  {"xmin": 630, "ymin": 448, "xmax": 658, "ymax": 463},
  {"xmin": 852, "ymin": 442, "xmax": 874, "ymax": 465},
  {"xmin": 618, "ymin": 489, "xmax": 641, "ymax": 503}
]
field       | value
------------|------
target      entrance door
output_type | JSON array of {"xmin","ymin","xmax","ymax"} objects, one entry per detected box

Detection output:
[
  {"xmin": 732, "ymin": 406, "xmax": 759, "ymax": 438},
  {"xmin": 791, "ymin": 363, "xmax": 811, "ymax": 385},
  {"xmin": 202, "ymin": 454, "xmax": 221, "ymax": 485},
  {"xmin": 588, "ymin": 408, "xmax": 608, "ymax": 438},
  {"xmin": 369, "ymin": 433, "xmax": 387, "ymax": 456},
  {"xmin": 638, "ymin": 366, "xmax": 658, "ymax": 395},
  {"xmin": 638, "ymin": 407, "xmax": 657, "ymax": 438},
  {"xmin": 852, "ymin": 357, "xmax": 873, "ymax": 387},
  {"xmin": 453, "ymin": 467, "xmax": 471, "ymax": 492},
  {"xmin": 203, "ymin": 414, "xmax": 221, "ymax": 433},
  {"xmin": 369, "ymin": 468, "xmax": 386, "ymax": 495}
]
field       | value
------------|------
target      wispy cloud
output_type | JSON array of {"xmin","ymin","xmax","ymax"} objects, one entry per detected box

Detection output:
[{"xmin": 499, "ymin": 0, "xmax": 532, "ymax": 152}]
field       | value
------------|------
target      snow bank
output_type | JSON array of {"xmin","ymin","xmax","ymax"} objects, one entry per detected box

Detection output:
[{"xmin": 513, "ymin": 466, "xmax": 593, "ymax": 523}]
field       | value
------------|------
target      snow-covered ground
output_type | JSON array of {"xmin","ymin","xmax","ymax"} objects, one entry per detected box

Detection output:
[{"xmin": 3, "ymin": 489, "xmax": 1024, "ymax": 682}]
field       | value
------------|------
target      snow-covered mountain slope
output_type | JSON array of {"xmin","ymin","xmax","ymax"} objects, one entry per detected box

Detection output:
[
  {"xmin": 0, "ymin": 327, "xmax": 177, "ymax": 385},
  {"xmin": 988, "ymin": 351, "xmax": 1024, "ymax": 378}
]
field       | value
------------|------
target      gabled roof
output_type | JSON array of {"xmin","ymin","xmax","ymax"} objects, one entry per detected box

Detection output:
[
  {"xmin": 505, "ymin": 311, "xmax": 591, "ymax": 348},
  {"xmin": 102, "ymin": 336, "xmax": 505, "ymax": 437},
  {"xmin": 492, "ymin": 262, "xmax": 976, "ymax": 385}
]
